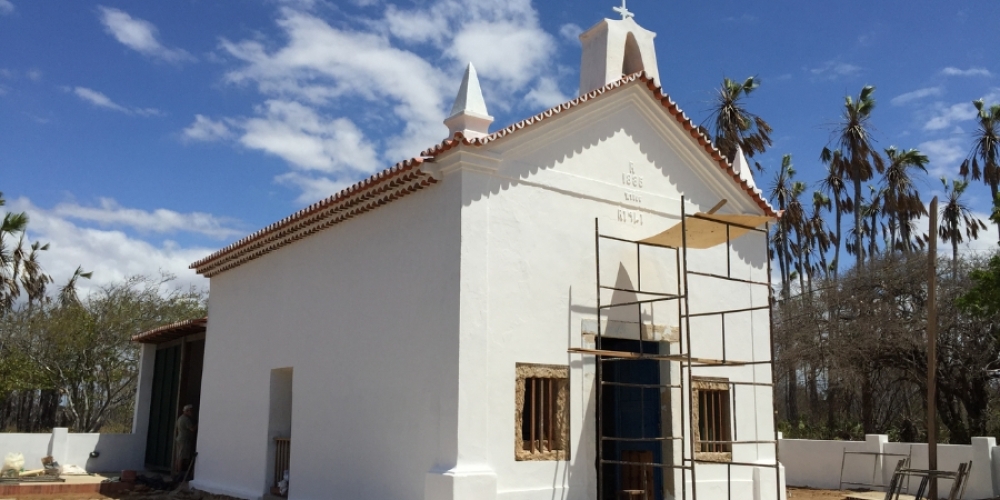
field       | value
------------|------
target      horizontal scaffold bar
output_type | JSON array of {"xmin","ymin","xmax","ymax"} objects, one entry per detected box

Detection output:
[
  {"xmin": 599, "ymin": 296, "xmax": 682, "ymax": 309},
  {"xmin": 601, "ymin": 436, "xmax": 683, "ymax": 442},
  {"xmin": 599, "ymin": 285, "xmax": 680, "ymax": 297},
  {"xmin": 688, "ymin": 213, "xmax": 771, "ymax": 232},
  {"xmin": 685, "ymin": 304, "xmax": 770, "ymax": 318},
  {"xmin": 568, "ymin": 347, "xmax": 749, "ymax": 366},
  {"xmin": 601, "ymin": 381, "xmax": 682, "ymax": 389},
  {"xmin": 687, "ymin": 270, "xmax": 770, "ymax": 286},
  {"xmin": 601, "ymin": 459, "xmax": 691, "ymax": 471},
  {"xmin": 598, "ymin": 233, "xmax": 680, "ymax": 250}
]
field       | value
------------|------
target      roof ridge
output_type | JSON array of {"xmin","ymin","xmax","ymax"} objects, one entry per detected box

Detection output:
[{"xmin": 191, "ymin": 71, "xmax": 775, "ymax": 277}]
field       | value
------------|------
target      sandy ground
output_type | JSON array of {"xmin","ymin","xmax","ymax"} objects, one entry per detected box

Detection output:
[{"xmin": 788, "ymin": 487, "xmax": 855, "ymax": 500}]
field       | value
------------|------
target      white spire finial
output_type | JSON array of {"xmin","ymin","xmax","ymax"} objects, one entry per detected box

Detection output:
[
  {"xmin": 613, "ymin": 0, "xmax": 634, "ymax": 19},
  {"xmin": 444, "ymin": 63, "xmax": 494, "ymax": 140}
]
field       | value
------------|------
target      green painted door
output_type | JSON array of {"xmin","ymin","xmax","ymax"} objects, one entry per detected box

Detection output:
[{"xmin": 145, "ymin": 345, "xmax": 181, "ymax": 469}]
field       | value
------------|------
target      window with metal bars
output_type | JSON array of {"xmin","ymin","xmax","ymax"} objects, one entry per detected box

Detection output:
[
  {"xmin": 515, "ymin": 364, "xmax": 569, "ymax": 461},
  {"xmin": 692, "ymin": 378, "xmax": 732, "ymax": 461}
]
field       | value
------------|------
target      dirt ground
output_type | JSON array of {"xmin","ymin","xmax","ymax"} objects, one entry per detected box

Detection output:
[
  {"xmin": 0, "ymin": 486, "xmax": 241, "ymax": 500},
  {"xmin": 788, "ymin": 487, "xmax": 857, "ymax": 500}
]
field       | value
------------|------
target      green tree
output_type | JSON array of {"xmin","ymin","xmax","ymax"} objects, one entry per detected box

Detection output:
[
  {"xmin": 707, "ymin": 76, "xmax": 774, "ymax": 166},
  {"xmin": 2, "ymin": 274, "xmax": 205, "ymax": 431}
]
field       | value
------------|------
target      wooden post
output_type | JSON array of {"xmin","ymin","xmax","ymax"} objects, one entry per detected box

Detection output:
[{"xmin": 928, "ymin": 196, "xmax": 939, "ymax": 500}]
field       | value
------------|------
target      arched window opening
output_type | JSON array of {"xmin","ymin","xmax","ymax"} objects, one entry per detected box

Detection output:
[{"xmin": 621, "ymin": 32, "xmax": 644, "ymax": 76}]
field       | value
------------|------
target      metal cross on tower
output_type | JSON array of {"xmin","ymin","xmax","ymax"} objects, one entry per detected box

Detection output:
[{"xmin": 613, "ymin": 0, "xmax": 634, "ymax": 19}]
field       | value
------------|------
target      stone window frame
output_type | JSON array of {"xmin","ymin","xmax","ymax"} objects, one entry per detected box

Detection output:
[
  {"xmin": 691, "ymin": 377, "xmax": 732, "ymax": 463},
  {"xmin": 514, "ymin": 363, "xmax": 570, "ymax": 461}
]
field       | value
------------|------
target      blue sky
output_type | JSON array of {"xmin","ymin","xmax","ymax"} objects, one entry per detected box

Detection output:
[{"xmin": 2, "ymin": 0, "xmax": 999, "ymax": 293}]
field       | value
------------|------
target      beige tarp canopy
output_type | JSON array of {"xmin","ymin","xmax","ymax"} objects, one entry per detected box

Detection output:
[{"xmin": 639, "ymin": 213, "xmax": 774, "ymax": 249}]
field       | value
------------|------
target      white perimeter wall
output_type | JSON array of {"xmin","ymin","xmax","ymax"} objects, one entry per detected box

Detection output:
[
  {"xmin": 780, "ymin": 435, "xmax": 999, "ymax": 500},
  {"xmin": 0, "ymin": 428, "xmax": 143, "ymax": 473},
  {"xmin": 191, "ymin": 178, "xmax": 462, "ymax": 500}
]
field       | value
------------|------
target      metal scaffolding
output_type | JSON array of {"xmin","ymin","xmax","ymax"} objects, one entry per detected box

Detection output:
[{"xmin": 570, "ymin": 196, "xmax": 781, "ymax": 500}]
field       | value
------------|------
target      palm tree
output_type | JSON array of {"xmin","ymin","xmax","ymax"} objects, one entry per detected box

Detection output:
[
  {"xmin": 818, "ymin": 153, "xmax": 850, "ymax": 278},
  {"xmin": 861, "ymin": 185, "xmax": 884, "ymax": 260},
  {"xmin": 1, "ymin": 194, "xmax": 30, "ymax": 313},
  {"xmin": 823, "ymin": 85, "xmax": 885, "ymax": 267},
  {"xmin": 707, "ymin": 76, "xmax": 774, "ymax": 166},
  {"xmin": 806, "ymin": 192, "xmax": 832, "ymax": 283},
  {"xmin": 881, "ymin": 147, "xmax": 928, "ymax": 252},
  {"xmin": 769, "ymin": 155, "xmax": 797, "ymax": 299},
  {"xmin": 787, "ymin": 181, "xmax": 808, "ymax": 294},
  {"xmin": 960, "ymin": 99, "xmax": 1000, "ymax": 241},
  {"xmin": 0, "ymin": 193, "xmax": 53, "ymax": 313},
  {"xmin": 939, "ymin": 178, "xmax": 987, "ymax": 277}
]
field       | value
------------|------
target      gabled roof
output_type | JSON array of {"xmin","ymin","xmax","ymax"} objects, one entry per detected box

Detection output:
[
  {"xmin": 422, "ymin": 72, "xmax": 775, "ymax": 216},
  {"xmin": 132, "ymin": 317, "xmax": 207, "ymax": 344},
  {"xmin": 191, "ymin": 72, "xmax": 775, "ymax": 278}
]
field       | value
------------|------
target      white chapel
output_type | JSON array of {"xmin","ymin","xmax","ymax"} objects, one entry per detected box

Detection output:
[{"xmin": 133, "ymin": 6, "xmax": 787, "ymax": 500}]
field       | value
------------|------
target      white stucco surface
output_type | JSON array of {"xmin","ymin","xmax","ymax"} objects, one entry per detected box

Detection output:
[{"xmin": 192, "ymin": 178, "xmax": 462, "ymax": 500}]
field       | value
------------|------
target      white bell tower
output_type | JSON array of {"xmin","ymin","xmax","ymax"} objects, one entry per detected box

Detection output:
[{"xmin": 578, "ymin": 1, "xmax": 660, "ymax": 95}]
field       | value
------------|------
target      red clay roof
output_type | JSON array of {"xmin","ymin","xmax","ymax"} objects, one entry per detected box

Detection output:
[
  {"xmin": 191, "ymin": 72, "xmax": 775, "ymax": 278},
  {"xmin": 132, "ymin": 317, "xmax": 207, "ymax": 344}
]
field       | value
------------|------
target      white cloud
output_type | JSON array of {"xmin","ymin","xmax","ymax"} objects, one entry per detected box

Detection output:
[
  {"xmin": 525, "ymin": 76, "xmax": 569, "ymax": 109},
  {"xmin": 183, "ymin": 115, "xmax": 233, "ymax": 142},
  {"xmin": 72, "ymin": 86, "xmax": 163, "ymax": 116},
  {"xmin": 923, "ymin": 101, "xmax": 976, "ymax": 131},
  {"xmin": 49, "ymin": 198, "xmax": 242, "ymax": 239},
  {"xmin": 0, "ymin": 0, "xmax": 13, "ymax": 15},
  {"xmin": 275, "ymin": 172, "xmax": 354, "ymax": 204},
  {"xmin": 891, "ymin": 86, "xmax": 943, "ymax": 106},
  {"xmin": 918, "ymin": 137, "xmax": 967, "ymax": 177},
  {"xmin": 941, "ymin": 67, "xmax": 992, "ymax": 77},
  {"xmin": 239, "ymin": 100, "xmax": 380, "ymax": 173},
  {"xmin": 97, "ymin": 6, "xmax": 194, "ymax": 63},
  {"xmin": 808, "ymin": 60, "xmax": 862, "ymax": 80},
  {"xmin": 203, "ymin": 2, "xmax": 561, "ymax": 202},
  {"xmin": 8, "ymin": 197, "xmax": 211, "ymax": 296},
  {"xmin": 447, "ymin": 20, "xmax": 556, "ymax": 92},
  {"xmin": 723, "ymin": 14, "xmax": 757, "ymax": 23},
  {"xmin": 559, "ymin": 23, "xmax": 582, "ymax": 43}
]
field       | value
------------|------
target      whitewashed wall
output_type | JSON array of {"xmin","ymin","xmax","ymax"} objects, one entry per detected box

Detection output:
[
  {"xmin": 0, "ymin": 428, "xmax": 144, "ymax": 473},
  {"xmin": 452, "ymin": 83, "xmax": 779, "ymax": 500},
  {"xmin": 191, "ymin": 178, "xmax": 463, "ymax": 500},
  {"xmin": 780, "ymin": 435, "xmax": 997, "ymax": 500}
]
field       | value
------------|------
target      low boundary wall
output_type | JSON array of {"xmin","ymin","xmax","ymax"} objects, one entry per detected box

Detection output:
[
  {"xmin": 779, "ymin": 434, "xmax": 998, "ymax": 500},
  {"xmin": 0, "ymin": 428, "xmax": 144, "ymax": 473}
]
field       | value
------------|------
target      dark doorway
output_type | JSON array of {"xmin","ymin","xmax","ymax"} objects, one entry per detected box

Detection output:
[
  {"xmin": 600, "ymin": 338, "xmax": 663, "ymax": 500},
  {"xmin": 144, "ymin": 338, "xmax": 205, "ymax": 470},
  {"xmin": 145, "ymin": 344, "xmax": 180, "ymax": 469}
]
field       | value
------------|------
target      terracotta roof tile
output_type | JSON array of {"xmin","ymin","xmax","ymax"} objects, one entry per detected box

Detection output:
[{"xmin": 132, "ymin": 317, "xmax": 207, "ymax": 344}]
